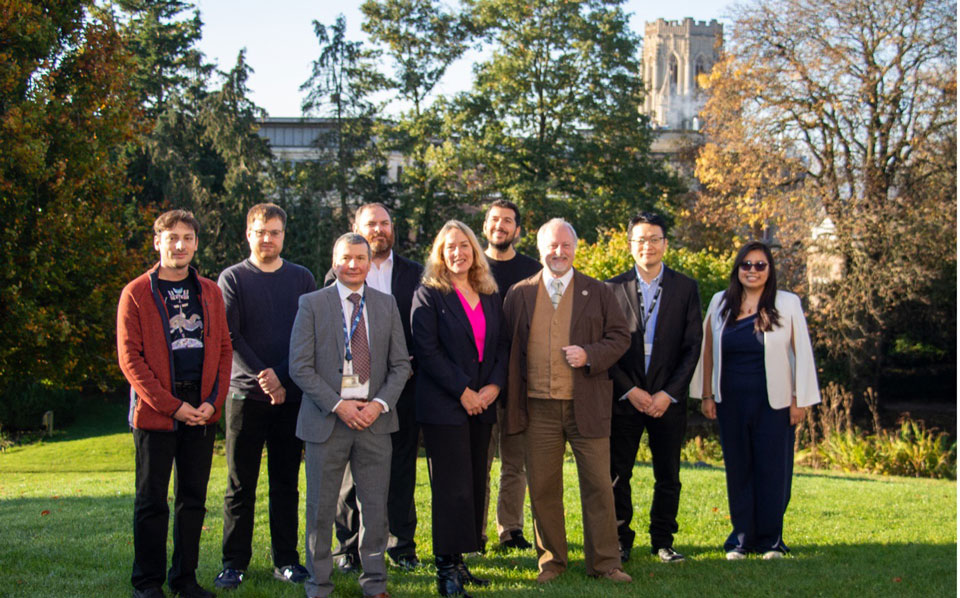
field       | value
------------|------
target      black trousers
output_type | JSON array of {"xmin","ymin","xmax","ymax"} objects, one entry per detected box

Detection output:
[
  {"xmin": 421, "ymin": 418, "xmax": 492, "ymax": 555},
  {"xmin": 221, "ymin": 397, "xmax": 303, "ymax": 570},
  {"xmin": 334, "ymin": 387, "xmax": 420, "ymax": 560},
  {"xmin": 609, "ymin": 399, "xmax": 686, "ymax": 551},
  {"xmin": 131, "ymin": 420, "xmax": 215, "ymax": 591}
]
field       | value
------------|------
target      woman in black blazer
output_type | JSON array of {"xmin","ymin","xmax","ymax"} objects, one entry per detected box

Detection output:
[{"xmin": 411, "ymin": 220, "xmax": 508, "ymax": 597}]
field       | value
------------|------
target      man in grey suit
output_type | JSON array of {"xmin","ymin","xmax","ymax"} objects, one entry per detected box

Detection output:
[{"xmin": 289, "ymin": 233, "xmax": 411, "ymax": 598}]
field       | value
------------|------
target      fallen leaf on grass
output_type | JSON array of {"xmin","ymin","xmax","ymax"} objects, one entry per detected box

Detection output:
[
  {"xmin": 41, "ymin": 510, "xmax": 50, "ymax": 516},
  {"xmin": 893, "ymin": 577, "xmax": 902, "ymax": 583},
  {"xmin": 712, "ymin": 507, "xmax": 719, "ymax": 513}
]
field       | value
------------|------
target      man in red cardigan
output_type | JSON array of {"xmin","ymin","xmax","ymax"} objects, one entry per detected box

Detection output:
[{"xmin": 117, "ymin": 210, "xmax": 232, "ymax": 598}]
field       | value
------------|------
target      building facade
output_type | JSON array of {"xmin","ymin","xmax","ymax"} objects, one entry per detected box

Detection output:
[{"xmin": 641, "ymin": 18, "xmax": 723, "ymax": 130}]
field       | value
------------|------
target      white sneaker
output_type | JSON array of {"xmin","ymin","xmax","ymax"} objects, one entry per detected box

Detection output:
[
  {"xmin": 726, "ymin": 551, "xmax": 747, "ymax": 560},
  {"xmin": 762, "ymin": 550, "xmax": 784, "ymax": 560}
]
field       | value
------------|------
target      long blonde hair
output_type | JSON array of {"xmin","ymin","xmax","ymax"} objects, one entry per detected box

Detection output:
[{"xmin": 422, "ymin": 220, "xmax": 498, "ymax": 295}]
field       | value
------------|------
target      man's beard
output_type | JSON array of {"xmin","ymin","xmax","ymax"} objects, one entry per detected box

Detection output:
[
  {"xmin": 489, "ymin": 238, "xmax": 514, "ymax": 252},
  {"xmin": 370, "ymin": 234, "xmax": 394, "ymax": 258}
]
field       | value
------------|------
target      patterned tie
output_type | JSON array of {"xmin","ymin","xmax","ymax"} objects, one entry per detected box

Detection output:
[
  {"xmin": 550, "ymin": 278, "xmax": 564, "ymax": 309},
  {"xmin": 347, "ymin": 293, "xmax": 370, "ymax": 384}
]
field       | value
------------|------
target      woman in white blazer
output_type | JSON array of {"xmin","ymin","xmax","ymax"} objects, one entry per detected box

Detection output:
[{"xmin": 690, "ymin": 241, "xmax": 820, "ymax": 560}]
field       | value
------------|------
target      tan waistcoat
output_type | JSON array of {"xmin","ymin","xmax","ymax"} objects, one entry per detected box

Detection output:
[{"xmin": 526, "ymin": 279, "xmax": 575, "ymax": 399}]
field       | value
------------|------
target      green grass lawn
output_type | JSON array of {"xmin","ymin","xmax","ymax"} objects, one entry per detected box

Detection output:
[{"xmin": 0, "ymin": 400, "xmax": 955, "ymax": 598}]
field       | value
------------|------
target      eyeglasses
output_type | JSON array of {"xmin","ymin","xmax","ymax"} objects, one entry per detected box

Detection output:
[
  {"xmin": 629, "ymin": 236, "xmax": 664, "ymax": 245},
  {"xmin": 739, "ymin": 261, "xmax": 768, "ymax": 272},
  {"xmin": 251, "ymin": 229, "xmax": 284, "ymax": 238}
]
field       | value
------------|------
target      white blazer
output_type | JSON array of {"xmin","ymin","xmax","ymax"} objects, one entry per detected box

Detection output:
[{"xmin": 689, "ymin": 290, "xmax": 821, "ymax": 409}]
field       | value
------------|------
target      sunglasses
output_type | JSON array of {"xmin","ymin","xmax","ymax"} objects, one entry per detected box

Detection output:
[{"xmin": 739, "ymin": 261, "xmax": 768, "ymax": 272}]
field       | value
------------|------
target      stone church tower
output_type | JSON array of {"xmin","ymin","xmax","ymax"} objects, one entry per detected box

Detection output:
[{"xmin": 642, "ymin": 18, "xmax": 723, "ymax": 130}]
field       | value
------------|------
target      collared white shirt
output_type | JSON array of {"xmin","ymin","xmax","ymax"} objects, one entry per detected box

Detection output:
[
  {"xmin": 334, "ymin": 280, "xmax": 388, "ymax": 412},
  {"xmin": 366, "ymin": 250, "xmax": 393, "ymax": 295},
  {"xmin": 540, "ymin": 267, "xmax": 575, "ymax": 299}
]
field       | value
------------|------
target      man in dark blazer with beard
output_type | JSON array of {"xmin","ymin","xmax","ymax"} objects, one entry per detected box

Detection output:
[
  {"xmin": 324, "ymin": 203, "xmax": 425, "ymax": 572},
  {"xmin": 606, "ymin": 212, "xmax": 702, "ymax": 564}
]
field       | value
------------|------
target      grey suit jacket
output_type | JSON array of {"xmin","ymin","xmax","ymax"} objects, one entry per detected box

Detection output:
[{"xmin": 290, "ymin": 284, "xmax": 412, "ymax": 443}]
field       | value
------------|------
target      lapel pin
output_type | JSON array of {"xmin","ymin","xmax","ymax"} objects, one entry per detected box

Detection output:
[{"xmin": 581, "ymin": 290, "xmax": 589, "ymax": 296}]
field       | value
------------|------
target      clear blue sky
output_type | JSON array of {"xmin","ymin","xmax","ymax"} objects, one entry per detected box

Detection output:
[{"xmin": 194, "ymin": 0, "xmax": 731, "ymax": 117}]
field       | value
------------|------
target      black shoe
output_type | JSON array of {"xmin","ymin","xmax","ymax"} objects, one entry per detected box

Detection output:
[
  {"xmin": 274, "ymin": 563, "xmax": 309, "ymax": 583},
  {"xmin": 436, "ymin": 555, "xmax": 472, "ymax": 598},
  {"xmin": 132, "ymin": 587, "xmax": 165, "ymax": 598},
  {"xmin": 171, "ymin": 581, "xmax": 214, "ymax": 598},
  {"xmin": 390, "ymin": 553, "xmax": 421, "ymax": 570},
  {"xmin": 619, "ymin": 544, "xmax": 631, "ymax": 563},
  {"xmin": 500, "ymin": 529, "xmax": 533, "ymax": 550},
  {"xmin": 336, "ymin": 553, "xmax": 362, "ymax": 574},
  {"xmin": 214, "ymin": 567, "xmax": 244, "ymax": 590},
  {"xmin": 455, "ymin": 554, "xmax": 490, "ymax": 587},
  {"xmin": 655, "ymin": 547, "xmax": 685, "ymax": 563}
]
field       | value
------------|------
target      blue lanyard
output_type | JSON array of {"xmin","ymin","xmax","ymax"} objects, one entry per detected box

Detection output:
[{"xmin": 342, "ymin": 293, "xmax": 366, "ymax": 362}]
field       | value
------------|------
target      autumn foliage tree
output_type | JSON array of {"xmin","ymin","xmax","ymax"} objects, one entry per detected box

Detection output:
[
  {"xmin": 0, "ymin": 1, "xmax": 142, "ymax": 399},
  {"xmin": 694, "ymin": 0, "xmax": 957, "ymax": 396}
]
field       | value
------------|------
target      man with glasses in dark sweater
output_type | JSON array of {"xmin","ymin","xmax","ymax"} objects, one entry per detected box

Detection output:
[{"xmin": 214, "ymin": 203, "xmax": 317, "ymax": 590}]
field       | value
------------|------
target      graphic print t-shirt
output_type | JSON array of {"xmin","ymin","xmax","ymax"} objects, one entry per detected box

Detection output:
[{"xmin": 158, "ymin": 277, "xmax": 204, "ymax": 382}]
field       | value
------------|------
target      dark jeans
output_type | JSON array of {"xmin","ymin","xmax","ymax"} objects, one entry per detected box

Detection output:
[
  {"xmin": 221, "ymin": 397, "xmax": 304, "ymax": 570},
  {"xmin": 334, "ymin": 388, "xmax": 419, "ymax": 561},
  {"xmin": 421, "ymin": 418, "xmax": 492, "ymax": 555},
  {"xmin": 610, "ymin": 400, "xmax": 686, "ymax": 551},
  {"xmin": 131, "ymin": 421, "xmax": 215, "ymax": 591}
]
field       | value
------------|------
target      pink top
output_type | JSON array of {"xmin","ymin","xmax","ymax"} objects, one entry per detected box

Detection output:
[{"xmin": 455, "ymin": 288, "xmax": 486, "ymax": 362}]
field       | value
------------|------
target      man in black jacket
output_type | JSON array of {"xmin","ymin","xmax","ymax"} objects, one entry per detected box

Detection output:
[
  {"xmin": 326, "ymin": 203, "xmax": 424, "ymax": 572},
  {"xmin": 606, "ymin": 212, "xmax": 702, "ymax": 564}
]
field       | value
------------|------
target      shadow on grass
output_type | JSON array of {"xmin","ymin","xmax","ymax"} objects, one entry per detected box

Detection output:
[{"xmin": 0, "ymin": 492, "xmax": 954, "ymax": 598}]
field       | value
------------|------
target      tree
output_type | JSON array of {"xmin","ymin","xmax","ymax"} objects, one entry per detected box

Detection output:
[
  {"xmin": 116, "ymin": 0, "xmax": 273, "ymax": 276},
  {"xmin": 301, "ymin": 14, "xmax": 390, "ymax": 232},
  {"xmin": 191, "ymin": 50, "xmax": 274, "ymax": 272},
  {"xmin": 360, "ymin": 0, "xmax": 468, "ymax": 249},
  {"xmin": 113, "ymin": 0, "xmax": 207, "ymax": 118},
  {"xmin": 445, "ymin": 0, "xmax": 682, "ymax": 240},
  {"xmin": 684, "ymin": 55, "xmax": 814, "ymax": 248},
  {"xmin": 703, "ymin": 0, "xmax": 957, "ymax": 395},
  {"xmin": 0, "ymin": 1, "xmax": 142, "ymax": 396}
]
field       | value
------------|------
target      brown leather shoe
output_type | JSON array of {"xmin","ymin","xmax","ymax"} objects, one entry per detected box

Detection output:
[
  {"xmin": 363, "ymin": 593, "xmax": 390, "ymax": 598},
  {"xmin": 536, "ymin": 569, "xmax": 561, "ymax": 584},
  {"xmin": 597, "ymin": 568, "xmax": 632, "ymax": 583}
]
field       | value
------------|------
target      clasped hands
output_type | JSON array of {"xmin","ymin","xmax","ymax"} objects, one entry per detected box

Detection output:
[
  {"xmin": 460, "ymin": 384, "xmax": 500, "ymax": 416},
  {"xmin": 335, "ymin": 400, "xmax": 384, "ymax": 430},
  {"xmin": 173, "ymin": 401, "xmax": 215, "ymax": 426},
  {"xmin": 627, "ymin": 387, "xmax": 673, "ymax": 418}
]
